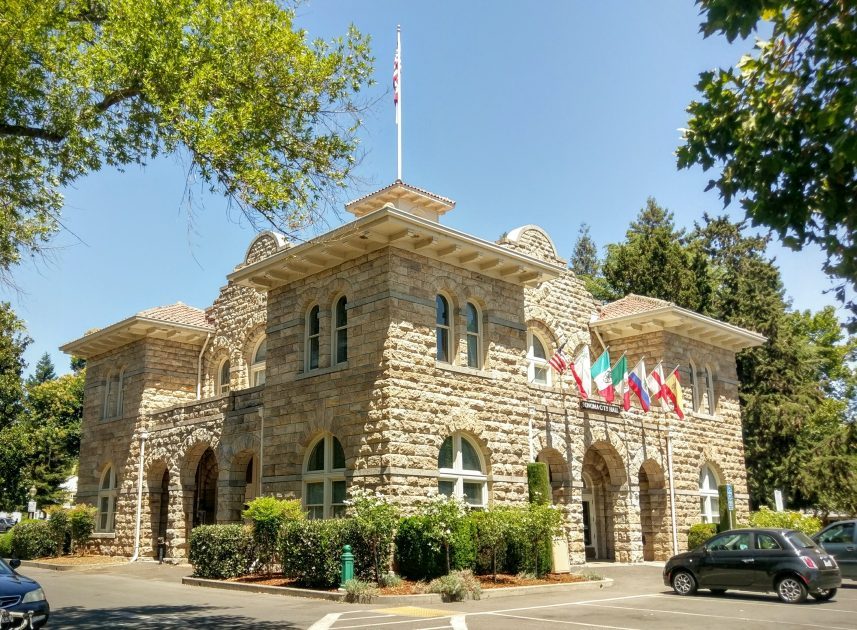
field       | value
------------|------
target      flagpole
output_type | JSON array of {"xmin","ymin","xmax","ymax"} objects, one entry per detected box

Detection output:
[{"xmin": 396, "ymin": 25, "xmax": 402, "ymax": 181}]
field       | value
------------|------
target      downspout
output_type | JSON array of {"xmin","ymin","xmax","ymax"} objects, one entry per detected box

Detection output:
[
  {"xmin": 130, "ymin": 430, "xmax": 148, "ymax": 562},
  {"xmin": 666, "ymin": 429, "xmax": 679, "ymax": 556},
  {"xmin": 259, "ymin": 407, "xmax": 264, "ymax": 497},
  {"xmin": 197, "ymin": 333, "xmax": 211, "ymax": 400}
]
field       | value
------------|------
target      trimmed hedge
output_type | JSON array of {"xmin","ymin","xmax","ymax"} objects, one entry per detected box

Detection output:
[
  {"xmin": 687, "ymin": 523, "xmax": 718, "ymax": 550},
  {"xmin": 394, "ymin": 515, "xmax": 476, "ymax": 580},
  {"xmin": 10, "ymin": 520, "xmax": 56, "ymax": 559},
  {"xmin": 527, "ymin": 462, "xmax": 551, "ymax": 505},
  {"xmin": 281, "ymin": 519, "xmax": 377, "ymax": 588},
  {"xmin": 188, "ymin": 524, "xmax": 254, "ymax": 579},
  {"xmin": 0, "ymin": 531, "xmax": 12, "ymax": 558},
  {"xmin": 749, "ymin": 507, "xmax": 821, "ymax": 536}
]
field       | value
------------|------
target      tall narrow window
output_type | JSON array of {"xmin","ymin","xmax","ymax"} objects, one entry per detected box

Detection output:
[
  {"xmin": 218, "ymin": 360, "xmax": 231, "ymax": 395},
  {"xmin": 436, "ymin": 295, "xmax": 451, "ymax": 363},
  {"xmin": 689, "ymin": 361, "xmax": 700, "ymax": 412},
  {"xmin": 527, "ymin": 331, "xmax": 550, "ymax": 385},
  {"xmin": 103, "ymin": 371, "xmax": 122, "ymax": 419},
  {"xmin": 699, "ymin": 464, "xmax": 720, "ymax": 524},
  {"xmin": 334, "ymin": 296, "xmax": 348, "ymax": 364},
  {"xmin": 465, "ymin": 302, "xmax": 481, "ymax": 369},
  {"xmin": 251, "ymin": 338, "xmax": 266, "ymax": 387},
  {"xmin": 306, "ymin": 305, "xmax": 320, "ymax": 370},
  {"xmin": 97, "ymin": 466, "xmax": 118, "ymax": 532},
  {"xmin": 303, "ymin": 435, "xmax": 346, "ymax": 519},
  {"xmin": 437, "ymin": 433, "xmax": 487, "ymax": 508},
  {"xmin": 704, "ymin": 367, "xmax": 716, "ymax": 415}
]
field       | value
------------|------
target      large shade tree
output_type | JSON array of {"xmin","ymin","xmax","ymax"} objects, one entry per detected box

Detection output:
[{"xmin": 0, "ymin": 0, "xmax": 374, "ymax": 280}]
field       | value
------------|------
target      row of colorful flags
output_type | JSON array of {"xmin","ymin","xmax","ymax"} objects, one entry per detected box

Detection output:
[{"xmin": 548, "ymin": 344, "xmax": 686, "ymax": 419}]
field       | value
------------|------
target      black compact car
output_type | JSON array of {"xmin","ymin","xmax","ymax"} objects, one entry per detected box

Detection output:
[
  {"xmin": 813, "ymin": 520, "xmax": 857, "ymax": 580},
  {"xmin": 0, "ymin": 558, "xmax": 49, "ymax": 629},
  {"xmin": 664, "ymin": 528, "xmax": 841, "ymax": 603}
]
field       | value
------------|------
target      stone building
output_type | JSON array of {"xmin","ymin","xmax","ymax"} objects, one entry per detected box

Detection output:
[{"xmin": 61, "ymin": 181, "xmax": 764, "ymax": 563}]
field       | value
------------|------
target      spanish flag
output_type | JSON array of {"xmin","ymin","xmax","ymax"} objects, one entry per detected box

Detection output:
[{"xmin": 664, "ymin": 368, "xmax": 685, "ymax": 420}]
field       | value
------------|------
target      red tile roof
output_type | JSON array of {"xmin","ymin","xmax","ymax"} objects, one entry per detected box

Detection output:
[
  {"xmin": 598, "ymin": 294, "xmax": 672, "ymax": 320},
  {"xmin": 137, "ymin": 302, "xmax": 213, "ymax": 329}
]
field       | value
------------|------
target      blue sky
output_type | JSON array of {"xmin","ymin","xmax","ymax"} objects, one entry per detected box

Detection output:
[{"xmin": 7, "ymin": 0, "xmax": 838, "ymax": 376}]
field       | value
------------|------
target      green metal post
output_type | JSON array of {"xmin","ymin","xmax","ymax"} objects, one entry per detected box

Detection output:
[{"xmin": 340, "ymin": 544, "xmax": 354, "ymax": 588}]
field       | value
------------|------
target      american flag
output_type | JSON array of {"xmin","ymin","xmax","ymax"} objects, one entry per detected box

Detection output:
[
  {"xmin": 393, "ymin": 37, "xmax": 400, "ymax": 121},
  {"xmin": 548, "ymin": 341, "xmax": 569, "ymax": 374}
]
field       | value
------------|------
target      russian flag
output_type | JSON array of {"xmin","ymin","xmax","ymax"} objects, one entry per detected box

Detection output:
[{"xmin": 628, "ymin": 358, "xmax": 651, "ymax": 412}]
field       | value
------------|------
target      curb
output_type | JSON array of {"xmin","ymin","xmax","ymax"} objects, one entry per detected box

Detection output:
[
  {"xmin": 182, "ymin": 576, "xmax": 613, "ymax": 604},
  {"xmin": 18, "ymin": 559, "xmax": 129, "ymax": 572}
]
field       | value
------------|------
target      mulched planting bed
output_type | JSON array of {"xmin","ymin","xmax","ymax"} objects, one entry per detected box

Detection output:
[
  {"xmin": 228, "ymin": 572, "xmax": 594, "ymax": 595},
  {"xmin": 26, "ymin": 555, "xmax": 125, "ymax": 566}
]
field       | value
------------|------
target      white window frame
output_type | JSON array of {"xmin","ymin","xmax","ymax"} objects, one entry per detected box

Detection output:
[
  {"xmin": 689, "ymin": 360, "xmax": 700, "ymax": 412},
  {"xmin": 332, "ymin": 295, "xmax": 348, "ymax": 365},
  {"xmin": 218, "ymin": 359, "xmax": 231, "ymax": 395},
  {"xmin": 103, "ymin": 369, "xmax": 124, "ymax": 420},
  {"xmin": 305, "ymin": 304, "xmax": 321, "ymax": 371},
  {"xmin": 97, "ymin": 466, "xmax": 118, "ymax": 532},
  {"xmin": 527, "ymin": 331, "xmax": 551, "ymax": 386},
  {"xmin": 435, "ymin": 294, "xmax": 452, "ymax": 363},
  {"xmin": 465, "ymin": 302, "xmax": 481, "ymax": 369},
  {"xmin": 699, "ymin": 464, "xmax": 720, "ymax": 524},
  {"xmin": 437, "ymin": 433, "xmax": 488, "ymax": 509},
  {"xmin": 250, "ymin": 337, "xmax": 266, "ymax": 387},
  {"xmin": 704, "ymin": 366, "xmax": 716, "ymax": 415},
  {"xmin": 302, "ymin": 434, "xmax": 346, "ymax": 519}
]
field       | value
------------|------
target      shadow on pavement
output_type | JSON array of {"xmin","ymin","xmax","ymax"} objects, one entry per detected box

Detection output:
[{"xmin": 50, "ymin": 604, "xmax": 298, "ymax": 629}]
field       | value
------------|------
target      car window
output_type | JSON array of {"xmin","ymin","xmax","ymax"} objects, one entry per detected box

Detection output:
[
  {"xmin": 817, "ymin": 523, "xmax": 855, "ymax": 544},
  {"xmin": 785, "ymin": 531, "xmax": 818, "ymax": 549},
  {"xmin": 755, "ymin": 533, "xmax": 781, "ymax": 550},
  {"xmin": 708, "ymin": 532, "xmax": 752, "ymax": 551},
  {"xmin": 0, "ymin": 560, "xmax": 14, "ymax": 576}
]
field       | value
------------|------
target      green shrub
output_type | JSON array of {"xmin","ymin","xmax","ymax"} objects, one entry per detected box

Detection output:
[
  {"xmin": 527, "ymin": 462, "xmax": 551, "ymax": 505},
  {"xmin": 67, "ymin": 504, "xmax": 97, "ymax": 553},
  {"xmin": 394, "ymin": 514, "xmax": 476, "ymax": 581},
  {"xmin": 687, "ymin": 523, "xmax": 718, "ymax": 550},
  {"xmin": 347, "ymin": 488, "xmax": 399, "ymax": 583},
  {"xmin": 0, "ymin": 531, "xmax": 12, "ymax": 558},
  {"xmin": 188, "ymin": 524, "xmax": 254, "ymax": 579},
  {"xmin": 378, "ymin": 572, "xmax": 402, "ymax": 587},
  {"xmin": 749, "ymin": 507, "xmax": 822, "ymax": 536},
  {"xmin": 281, "ymin": 519, "xmax": 362, "ymax": 588},
  {"xmin": 10, "ymin": 520, "xmax": 56, "ymax": 559},
  {"xmin": 343, "ymin": 578, "xmax": 379, "ymax": 603},
  {"xmin": 243, "ymin": 496, "xmax": 304, "ymax": 575},
  {"xmin": 46, "ymin": 506, "xmax": 70, "ymax": 555},
  {"xmin": 471, "ymin": 508, "xmax": 509, "ymax": 582},
  {"xmin": 427, "ymin": 569, "xmax": 482, "ymax": 601}
]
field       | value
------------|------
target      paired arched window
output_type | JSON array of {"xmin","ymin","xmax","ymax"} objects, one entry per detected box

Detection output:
[
  {"xmin": 250, "ymin": 338, "xmax": 266, "ymax": 387},
  {"xmin": 437, "ymin": 433, "xmax": 487, "ymax": 508},
  {"xmin": 333, "ymin": 296, "xmax": 348, "ymax": 364},
  {"xmin": 704, "ymin": 366, "xmax": 716, "ymax": 415},
  {"xmin": 689, "ymin": 361, "xmax": 700, "ymax": 412},
  {"xmin": 303, "ymin": 435, "xmax": 346, "ymax": 519},
  {"xmin": 527, "ymin": 331, "xmax": 550, "ymax": 385},
  {"xmin": 465, "ymin": 302, "xmax": 481, "ymax": 369},
  {"xmin": 306, "ymin": 305, "xmax": 320, "ymax": 370},
  {"xmin": 97, "ymin": 466, "xmax": 118, "ymax": 532},
  {"xmin": 103, "ymin": 370, "xmax": 124, "ymax": 419},
  {"xmin": 699, "ymin": 464, "xmax": 720, "ymax": 524},
  {"xmin": 218, "ymin": 359, "xmax": 231, "ymax": 395},
  {"xmin": 436, "ymin": 295, "xmax": 451, "ymax": 363}
]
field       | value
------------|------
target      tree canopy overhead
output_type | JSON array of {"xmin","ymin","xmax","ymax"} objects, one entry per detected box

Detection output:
[
  {"xmin": 677, "ymin": 0, "xmax": 857, "ymax": 328},
  {"xmin": 0, "ymin": 0, "xmax": 373, "ymax": 279}
]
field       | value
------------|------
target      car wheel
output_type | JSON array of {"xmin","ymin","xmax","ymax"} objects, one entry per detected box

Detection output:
[
  {"xmin": 671, "ymin": 570, "xmax": 697, "ymax": 596},
  {"xmin": 776, "ymin": 576, "xmax": 808, "ymax": 603},
  {"xmin": 710, "ymin": 588, "xmax": 727, "ymax": 595},
  {"xmin": 810, "ymin": 588, "xmax": 837, "ymax": 602}
]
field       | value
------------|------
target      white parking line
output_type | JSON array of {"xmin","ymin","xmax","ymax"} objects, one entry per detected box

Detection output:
[
  {"xmin": 450, "ymin": 615, "xmax": 467, "ymax": 630},
  {"xmin": 577, "ymin": 601, "xmax": 857, "ymax": 630},
  {"xmin": 308, "ymin": 612, "xmax": 343, "ymax": 630},
  {"xmin": 652, "ymin": 593, "xmax": 857, "ymax": 615},
  {"xmin": 491, "ymin": 612, "xmax": 641, "ymax": 630}
]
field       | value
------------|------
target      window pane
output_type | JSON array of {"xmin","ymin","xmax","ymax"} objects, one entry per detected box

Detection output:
[
  {"xmin": 438, "ymin": 480, "xmax": 455, "ymax": 497},
  {"xmin": 336, "ymin": 297, "xmax": 347, "ymax": 327},
  {"xmin": 254, "ymin": 339, "xmax": 267, "ymax": 363},
  {"xmin": 220, "ymin": 361, "xmax": 230, "ymax": 392},
  {"xmin": 463, "ymin": 482, "xmax": 483, "ymax": 506},
  {"xmin": 101, "ymin": 469, "xmax": 112, "ymax": 490},
  {"xmin": 109, "ymin": 497, "xmax": 116, "ymax": 531},
  {"xmin": 332, "ymin": 437, "xmax": 345, "ymax": 469},
  {"xmin": 253, "ymin": 369, "xmax": 266, "ymax": 387},
  {"xmin": 308, "ymin": 505, "xmax": 324, "ymax": 520},
  {"xmin": 306, "ymin": 482, "xmax": 324, "ymax": 505},
  {"xmin": 436, "ymin": 295, "xmax": 449, "ymax": 326},
  {"xmin": 466, "ymin": 303, "xmax": 478, "ymax": 333},
  {"xmin": 309, "ymin": 337, "xmax": 319, "ymax": 369},
  {"xmin": 532, "ymin": 336, "xmax": 546, "ymax": 360},
  {"xmin": 332, "ymin": 480, "xmax": 346, "ymax": 505},
  {"xmin": 436, "ymin": 328, "xmax": 449, "ymax": 362},
  {"xmin": 438, "ymin": 437, "xmax": 453, "ymax": 469},
  {"xmin": 309, "ymin": 306, "xmax": 320, "ymax": 335},
  {"xmin": 534, "ymin": 365, "xmax": 548, "ymax": 384},
  {"xmin": 460, "ymin": 439, "xmax": 482, "ymax": 472},
  {"xmin": 307, "ymin": 442, "xmax": 325, "ymax": 471},
  {"xmin": 331, "ymin": 504, "xmax": 346, "ymax": 519},
  {"xmin": 336, "ymin": 330, "xmax": 347, "ymax": 363},
  {"xmin": 711, "ymin": 496, "xmax": 720, "ymax": 516},
  {"xmin": 467, "ymin": 335, "xmax": 479, "ymax": 368}
]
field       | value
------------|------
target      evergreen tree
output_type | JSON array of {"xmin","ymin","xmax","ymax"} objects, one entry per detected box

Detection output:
[
  {"xmin": 26, "ymin": 351, "xmax": 56, "ymax": 387},
  {"xmin": 70, "ymin": 355, "xmax": 86, "ymax": 374},
  {"xmin": 570, "ymin": 223, "xmax": 599, "ymax": 277},
  {"xmin": 0, "ymin": 302, "xmax": 30, "ymax": 510}
]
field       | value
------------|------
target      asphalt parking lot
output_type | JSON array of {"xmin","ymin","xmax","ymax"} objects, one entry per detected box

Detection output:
[{"xmin": 22, "ymin": 561, "xmax": 857, "ymax": 629}]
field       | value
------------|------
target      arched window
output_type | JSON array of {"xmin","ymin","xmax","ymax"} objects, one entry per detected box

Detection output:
[
  {"xmin": 527, "ymin": 331, "xmax": 550, "ymax": 385},
  {"xmin": 306, "ymin": 305, "xmax": 320, "ymax": 370},
  {"xmin": 465, "ymin": 302, "xmax": 481, "ymax": 369},
  {"xmin": 333, "ymin": 296, "xmax": 348, "ymax": 365},
  {"xmin": 437, "ymin": 434, "xmax": 487, "ymax": 508},
  {"xmin": 218, "ymin": 359, "xmax": 231, "ymax": 395},
  {"xmin": 251, "ymin": 338, "xmax": 266, "ymax": 387},
  {"xmin": 436, "ymin": 294, "xmax": 451, "ymax": 363},
  {"xmin": 699, "ymin": 464, "xmax": 720, "ymax": 524},
  {"xmin": 303, "ymin": 435, "xmax": 346, "ymax": 519},
  {"xmin": 97, "ymin": 466, "xmax": 118, "ymax": 532},
  {"xmin": 704, "ymin": 366, "xmax": 716, "ymax": 415},
  {"xmin": 689, "ymin": 361, "xmax": 700, "ymax": 412},
  {"xmin": 103, "ymin": 370, "xmax": 123, "ymax": 419}
]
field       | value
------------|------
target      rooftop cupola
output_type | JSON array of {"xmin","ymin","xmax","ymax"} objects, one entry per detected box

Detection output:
[{"xmin": 345, "ymin": 180, "xmax": 455, "ymax": 222}]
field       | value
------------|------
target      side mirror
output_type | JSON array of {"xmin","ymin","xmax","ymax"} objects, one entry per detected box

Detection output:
[{"xmin": 9, "ymin": 558, "xmax": 21, "ymax": 569}]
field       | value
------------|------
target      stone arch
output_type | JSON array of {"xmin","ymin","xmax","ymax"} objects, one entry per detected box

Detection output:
[
  {"xmin": 242, "ymin": 231, "xmax": 287, "ymax": 266},
  {"xmin": 146, "ymin": 459, "xmax": 175, "ymax": 559},
  {"xmin": 638, "ymin": 459, "xmax": 669, "ymax": 561},
  {"xmin": 320, "ymin": 277, "xmax": 355, "ymax": 309},
  {"xmin": 536, "ymin": 447, "xmax": 570, "ymax": 504},
  {"xmin": 503, "ymin": 225, "xmax": 562, "ymax": 264},
  {"xmin": 442, "ymin": 412, "xmax": 493, "ymax": 467},
  {"xmin": 179, "ymin": 430, "xmax": 221, "ymax": 487},
  {"xmin": 205, "ymin": 347, "xmax": 232, "ymax": 398},
  {"xmin": 581, "ymin": 440, "xmax": 632, "ymax": 561}
]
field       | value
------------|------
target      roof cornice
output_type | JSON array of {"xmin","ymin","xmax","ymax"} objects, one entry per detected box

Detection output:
[
  {"xmin": 60, "ymin": 315, "xmax": 213, "ymax": 359},
  {"xmin": 228, "ymin": 206, "xmax": 564, "ymax": 290}
]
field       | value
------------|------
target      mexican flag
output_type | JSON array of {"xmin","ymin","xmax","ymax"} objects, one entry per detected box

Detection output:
[{"xmin": 591, "ymin": 349, "xmax": 614, "ymax": 402}]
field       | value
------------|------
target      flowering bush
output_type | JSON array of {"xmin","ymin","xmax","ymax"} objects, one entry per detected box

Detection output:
[
  {"xmin": 346, "ymin": 488, "xmax": 398, "ymax": 583},
  {"xmin": 280, "ymin": 519, "xmax": 377, "ymax": 588}
]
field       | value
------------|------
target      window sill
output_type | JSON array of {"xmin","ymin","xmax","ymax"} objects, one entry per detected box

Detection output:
[
  {"xmin": 434, "ymin": 362, "xmax": 495, "ymax": 379},
  {"xmin": 90, "ymin": 532, "xmax": 116, "ymax": 539},
  {"xmin": 690, "ymin": 412, "xmax": 718, "ymax": 421},
  {"xmin": 295, "ymin": 362, "xmax": 349, "ymax": 381}
]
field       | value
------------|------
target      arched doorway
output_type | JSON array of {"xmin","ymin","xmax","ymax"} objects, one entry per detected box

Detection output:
[
  {"xmin": 156, "ymin": 469, "xmax": 170, "ymax": 552},
  {"xmin": 638, "ymin": 460, "xmax": 667, "ymax": 561},
  {"xmin": 582, "ymin": 442, "xmax": 628, "ymax": 561},
  {"xmin": 193, "ymin": 448, "xmax": 218, "ymax": 527}
]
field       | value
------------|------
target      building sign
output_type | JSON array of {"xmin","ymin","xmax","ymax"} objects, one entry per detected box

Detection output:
[
  {"xmin": 725, "ymin": 484, "xmax": 735, "ymax": 511},
  {"xmin": 580, "ymin": 400, "xmax": 621, "ymax": 415}
]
